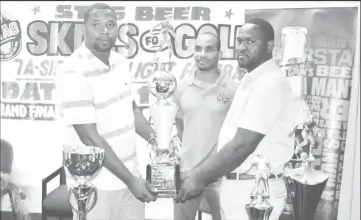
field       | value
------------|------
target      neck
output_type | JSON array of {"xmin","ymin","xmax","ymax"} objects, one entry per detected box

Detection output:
[
  {"xmin": 85, "ymin": 43, "xmax": 111, "ymax": 66},
  {"xmin": 196, "ymin": 68, "xmax": 220, "ymax": 83},
  {"xmin": 246, "ymin": 55, "xmax": 272, "ymax": 73}
]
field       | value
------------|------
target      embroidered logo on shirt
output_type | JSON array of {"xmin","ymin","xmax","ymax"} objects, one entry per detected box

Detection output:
[{"xmin": 217, "ymin": 92, "xmax": 231, "ymax": 104}]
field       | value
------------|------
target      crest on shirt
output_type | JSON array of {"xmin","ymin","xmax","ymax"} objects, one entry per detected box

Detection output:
[{"xmin": 217, "ymin": 92, "xmax": 231, "ymax": 104}]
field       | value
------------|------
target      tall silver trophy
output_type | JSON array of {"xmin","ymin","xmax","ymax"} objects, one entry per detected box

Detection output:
[
  {"xmin": 279, "ymin": 27, "xmax": 329, "ymax": 220},
  {"xmin": 145, "ymin": 17, "xmax": 181, "ymax": 198},
  {"xmin": 245, "ymin": 153, "xmax": 274, "ymax": 220},
  {"xmin": 63, "ymin": 145, "xmax": 105, "ymax": 220}
]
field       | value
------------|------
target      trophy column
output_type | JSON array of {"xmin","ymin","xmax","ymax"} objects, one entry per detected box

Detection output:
[
  {"xmin": 280, "ymin": 27, "xmax": 329, "ymax": 220},
  {"xmin": 145, "ymin": 17, "xmax": 181, "ymax": 199}
]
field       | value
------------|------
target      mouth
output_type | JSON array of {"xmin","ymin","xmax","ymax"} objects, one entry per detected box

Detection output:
[
  {"xmin": 237, "ymin": 53, "xmax": 248, "ymax": 59},
  {"xmin": 98, "ymin": 38, "xmax": 111, "ymax": 43},
  {"xmin": 196, "ymin": 60, "xmax": 208, "ymax": 65}
]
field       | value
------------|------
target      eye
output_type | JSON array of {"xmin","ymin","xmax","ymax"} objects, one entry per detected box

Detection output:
[
  {"xmin": 92, "ymin": 23, "xmax": 100, "ymax": 28},
  {"xmin": 195, "ymin": 47, "xmax": 202, "ymax": 52},
  {"xmin": 108, "ymin": 23, "xmax": 116, "ymax": 28},
  {"xmin": 205, "ymin": 47, "xmax": 215, "ymax": 52}
]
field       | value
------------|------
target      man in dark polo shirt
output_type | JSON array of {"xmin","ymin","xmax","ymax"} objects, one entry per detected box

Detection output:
[{"xmin": 173, "ymin": 32, "xmax": 238, "ymax": 220}]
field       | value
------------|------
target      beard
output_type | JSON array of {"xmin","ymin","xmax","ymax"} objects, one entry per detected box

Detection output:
[
  {"xmin": 196, "ymin": 62, "xmax": 217, "ymax": 72},
  {"xmin": 93, "ymin": 40, "xmax": 115, "ymax": 52}
]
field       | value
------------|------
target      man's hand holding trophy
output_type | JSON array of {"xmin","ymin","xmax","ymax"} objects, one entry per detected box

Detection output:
[{"xmin": 145, "ymin": 16, "xmax": 182, "ymax": 199}]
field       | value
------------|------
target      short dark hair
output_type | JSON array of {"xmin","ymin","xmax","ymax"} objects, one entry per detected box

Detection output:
[
  {"xmin": 84, "ymin": 3, "xmax": 116, "ymax": 24},
  {"xmin": 199, "ymin": 32, "xmax": 221, "ymax": 51},
  {"xmin": 245, "ymin": 18, "xmax": 274, "ymax": 42}
]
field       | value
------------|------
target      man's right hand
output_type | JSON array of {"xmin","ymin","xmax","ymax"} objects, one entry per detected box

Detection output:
[{"xmin": 127, "ymin": 176, "xmax": 158, "ymax": 203}]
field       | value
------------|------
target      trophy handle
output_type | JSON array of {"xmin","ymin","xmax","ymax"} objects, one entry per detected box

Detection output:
[{"xmin": 86, "ymin": 187, "xmax": 98, "ymax": 212}]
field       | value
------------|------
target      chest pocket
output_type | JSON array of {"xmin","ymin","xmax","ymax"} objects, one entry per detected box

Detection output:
[
  {"xmin": 89, "ymin": 71, "xmax": 130, "ymax": 104},
  {"xmin": 206, "ymin": 90, "xmax": 233, "ymax": 112},
  {"xmin": 181, "ymin": 86, "xmax": 232, "ymax": 113}
]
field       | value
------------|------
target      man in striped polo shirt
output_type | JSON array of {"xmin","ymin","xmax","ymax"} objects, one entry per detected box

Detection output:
[{"xmin": 56, "ymin": 3, "xmax": 158, "ymax": 220}]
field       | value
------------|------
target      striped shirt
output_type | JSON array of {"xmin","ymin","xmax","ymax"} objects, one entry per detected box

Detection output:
[{"xmin": 56, "ymin": 43, "xmax": 138, "ymax": 190}]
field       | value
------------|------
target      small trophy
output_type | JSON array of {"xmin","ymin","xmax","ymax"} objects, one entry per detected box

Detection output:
[
  {"xmin": 280, "ymin": 26, "xmax": 329, "ymax": 220},
  {"xmin": 146, "ymin": 17, "xmax": 181, "ymax": 198},
  {"xmin": 245, "ymin": 153, "xmax": 274, "ymax": 220},
  {"xmin": 63, "ymin": 145, "xmax": 105, "ymax": 220},
  {"xmin": 283, "ymin": 102, "xmax": 328, "ymax": 220}
]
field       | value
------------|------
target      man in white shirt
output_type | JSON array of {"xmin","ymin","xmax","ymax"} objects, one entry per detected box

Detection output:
[
  {"xmin": 56, "ymin": 3, "xmax": 158, "ymax": 220},
  {"xmin": 175, "ymin": 18, "xmax": 297, "ymax": 220}
]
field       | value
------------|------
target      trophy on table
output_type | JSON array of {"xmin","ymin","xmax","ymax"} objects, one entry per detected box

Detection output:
[
  {"xmin": 145, "ymin": 16, "xmax": 181, "ymax": 198},
  {"xmin": 279, "ymin": 27, "xmax": 329, "ymax": 220},
  {"xmin": 245, "ymin": 153, "xmax": 274, "ymax": 220},
  {"xmin": 63, "ymin": 145, "xmax": 105, "ymax": 220}
]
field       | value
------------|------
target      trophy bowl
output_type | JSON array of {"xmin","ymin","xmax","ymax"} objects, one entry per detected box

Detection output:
[
  {"xmin": 148, "ymin": 69, "xmax": 177, "ymax": 101},
  {"xmin": 63, "ymin": 145, "xmax": 105, "ymax": 220},
  {"xmin": 63, "ymin": 145, "xmax": 105, "ymax": 184},
  {"xmin": 245, "ymin": 194, "xmax": 273, "ymax": 220}
]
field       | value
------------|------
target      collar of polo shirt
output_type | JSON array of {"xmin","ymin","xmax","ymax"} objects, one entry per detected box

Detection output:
[
  {"xmin": 80, "ymin": 43, "xmax": 120, "ymax": 73},
  {"xmin": 242, "ymin": 59, "xmax": 278, "ymax": 84},
  {"xmin": 189, "ymin": 67, "xmax": 228, "ymax": 90}
]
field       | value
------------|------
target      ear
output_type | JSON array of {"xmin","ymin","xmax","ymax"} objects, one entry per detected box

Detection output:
[
  {"xmin": 266, "ymin": 40, "xmax": 274, "ymax": 54},
  {"xmin": 82, "ymin": 24, "xmax": 86, "ymax": 35},
  {"xmin": 218, "ymin": 50, "xmax": 223, "ymax": 60}
]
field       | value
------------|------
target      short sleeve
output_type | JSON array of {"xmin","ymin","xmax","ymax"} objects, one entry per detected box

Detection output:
[
  {"xmin": 56, "ymin": 70, "xmax": 97, "ymax": 125},
  {"xmin": 237, "ymin": 82, "xmax": 287, "ymax": 134},
  {"xmin": 173, "ymin": 81, "xmax": 188, "ymax": 119}
]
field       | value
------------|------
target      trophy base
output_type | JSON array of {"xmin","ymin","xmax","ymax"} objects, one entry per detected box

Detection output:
[
  {"xmin": 146, "ymin": 163, "xmax": 180, "ymax": 198},
  {"xmin": 245, "ymin": 201, "xmax": 273, "ymax": 220},
  {"xmin": 283, "ymin": 176, "xmax": 328, "ymax": 220},
  {"xmin": 251, "ymin": 195, "xmax": 270, "ymax": 200}
]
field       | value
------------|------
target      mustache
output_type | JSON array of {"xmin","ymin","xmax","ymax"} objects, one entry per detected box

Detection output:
[
  {"xmin": 237, "ymin": 52, "xmax": 248, "ymax": 57},
  {"xmin": 96, "ymin": 38, "xmax": 112, "ymax": 41}
]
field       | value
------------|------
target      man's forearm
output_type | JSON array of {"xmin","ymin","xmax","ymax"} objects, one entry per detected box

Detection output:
[
  {"xmin": 194, "ymin": 139, "xmax": 255, "ymax": 184},
  {"xmin": 133, "ymin": 106, "xmax": 156, "ymax": 142},
  {"xmin": 75, "ymin": 127, "xmax": 135, "ymax": 186}
]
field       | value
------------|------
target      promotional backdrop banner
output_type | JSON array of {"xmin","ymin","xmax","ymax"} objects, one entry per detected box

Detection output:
[
  {"xmin": 1, "ymin": 1, "xmax": 244, "ymax": 122},
  {"xmin": 245, "ymin": 7, "xmax": 358, "ymax": 220},
  {"xmin": 0, "ymin": 1, "xmax": 358, "ymax": 217}
]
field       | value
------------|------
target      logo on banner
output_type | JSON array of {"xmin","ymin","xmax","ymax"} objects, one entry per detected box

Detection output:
[{"xmin": 0, "ymin": 13, "xmax": 22, "ymax": 62}]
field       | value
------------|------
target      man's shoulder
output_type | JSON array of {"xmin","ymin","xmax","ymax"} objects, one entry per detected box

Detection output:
[
  {"xmin": 111, "ymin": 51, "xmax": 129, "ymax": 64},
  {"xmin": 257, "ymin": 64, "xmax": 290, "ymax": 89},
  {"xmin": 57, "ymin": 47, "xmax": 87, "ymax": 75},
  {"xmin": 220, "ymin": 74, "xmax": 239, "ymax": 94}
]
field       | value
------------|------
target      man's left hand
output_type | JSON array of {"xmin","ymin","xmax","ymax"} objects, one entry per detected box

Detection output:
[{"xmin": 175, "ymin": 174, "xmax": 205, "ymax": 203}]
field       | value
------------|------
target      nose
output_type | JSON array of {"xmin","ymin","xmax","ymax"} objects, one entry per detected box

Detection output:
[
  {"xmin": 236, "ymin": 42, "xmax": 247, "ymax": 52},
  {"xmin": 100, "ymin": 26, "xmax": 110, "ymax": 35},
  {"xmin": 195, "ymin": 50, "xmax": 207, "ymax": 58}
]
